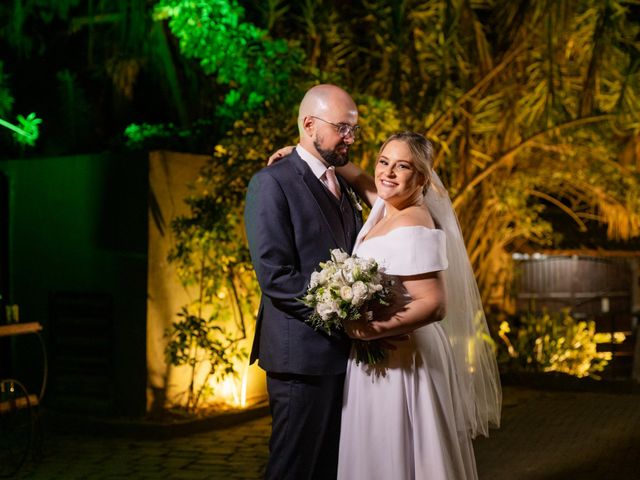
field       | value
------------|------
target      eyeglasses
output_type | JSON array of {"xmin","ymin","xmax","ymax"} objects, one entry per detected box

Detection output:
[{"xmin": 310, "ymin": 116, "xmax": 361, "ymax": 139}]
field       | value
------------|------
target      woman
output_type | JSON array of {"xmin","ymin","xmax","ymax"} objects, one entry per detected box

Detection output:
[{"xmin": 270, "ymin": 132, "xmax": 501, "ymax": 479}]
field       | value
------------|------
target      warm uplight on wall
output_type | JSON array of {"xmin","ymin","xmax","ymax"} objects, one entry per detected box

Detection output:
[
  {"xmin": 210, "ymin": 375, "xmax": 241, "ymax": 407},
  {"xmin": 206, "ymin": 360, "xmax": 251, "ymax": 408},
  {"xmin": 240, "ymin": 364, "xmax": 249, "ymax": 408}
]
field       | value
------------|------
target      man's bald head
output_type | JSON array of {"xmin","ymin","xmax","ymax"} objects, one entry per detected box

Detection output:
[
  {"xmin": 298, "ymin": 84, "xmax": 357, "ymax": 136},
  {"xmin": 296, "ymin": 84, "xmax": 358, "ymax": 167}
]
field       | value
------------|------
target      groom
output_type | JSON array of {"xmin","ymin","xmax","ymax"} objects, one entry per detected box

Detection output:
[{"xmin": 244, "ymin": 84, "xmax": 363, "ymax": 479}]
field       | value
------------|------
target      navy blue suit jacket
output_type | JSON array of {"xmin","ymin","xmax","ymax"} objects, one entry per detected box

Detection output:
[{"xmin": 244, "ymin": 151, "xmax": 363, "ymax": 375}]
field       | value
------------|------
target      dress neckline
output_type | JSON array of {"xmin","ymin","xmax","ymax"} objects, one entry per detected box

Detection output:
[{"xmin": 357, "ymin": 225, "xmax": 440, "ymax": 249}]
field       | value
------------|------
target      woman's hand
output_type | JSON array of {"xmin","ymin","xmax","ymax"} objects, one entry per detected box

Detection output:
[
  {"xmin": 344, "ymin": 317, "xmax": 379, "ymax": 340},
  {"xmin": 345, "ymin": 272, "xmax": 445, "ymax": 341},
  {"xmin": 268, "ymin": 146, "xmax": 295, "ymax": 165},
  {"xmin": 344, "ymin": 317, "xmax": 410, "ymax": 350}
]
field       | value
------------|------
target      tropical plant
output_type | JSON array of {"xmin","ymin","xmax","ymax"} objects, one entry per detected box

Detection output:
[
  {"xmin": 165, "ymin": 105, "xmax": 302, "ymax": 408},
  {"xmin": 153, "ymin": 0, "xmax": 304, "ymax": 121},
  {"xmin": 0, "ymin": 0, "xmax": 220, "ymax": 153},
  {"xmin": 0, "ymin": 61, "xmax": 41, "ymax": 147},
  {"xmin": 262, "ymin": 0, "xmax": 640, "ymax": 309},
  {"xmin": 497, "ymin": 309, "xmax": 616, "ymax": 378},
  {"xmin": 164, "ymin": 306, "xmax": 245, "ymax": 411},
  {"xmin": 0, "ymin": 0, "xmax": 81, "ymax": 57}
]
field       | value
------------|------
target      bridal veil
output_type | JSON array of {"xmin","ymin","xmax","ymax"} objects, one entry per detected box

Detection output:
[{"xmin": 422, "ymin": 171, "xmax": 502, "ymax": 438}]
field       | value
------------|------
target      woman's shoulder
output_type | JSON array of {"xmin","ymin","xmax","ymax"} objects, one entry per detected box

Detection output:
[
  {"xmin": 364, "ymin": 226, "xmax": 447, "ymax": 276},
  {"xmin": 389, "ymin": 205, "xmax": 435, "ymax": 230}
]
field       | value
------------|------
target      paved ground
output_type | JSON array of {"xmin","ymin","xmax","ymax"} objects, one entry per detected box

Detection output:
[
  {"xmin": 474, "ymin": 388, "xmax": 640, "ymax": 480},
  {"xmin": 10, "ymin": 386, "xmax": 640, "ymax": 479}
]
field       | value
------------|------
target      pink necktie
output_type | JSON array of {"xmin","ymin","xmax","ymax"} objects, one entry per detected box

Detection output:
[{"xmin": 325, "ymin": 166, "xmax": 341, "ymax": 199}]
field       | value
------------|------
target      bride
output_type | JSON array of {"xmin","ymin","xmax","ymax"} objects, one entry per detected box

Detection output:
[{"xmin": 271, "ymin": 131, "xmax": 501, "ymax": 479}]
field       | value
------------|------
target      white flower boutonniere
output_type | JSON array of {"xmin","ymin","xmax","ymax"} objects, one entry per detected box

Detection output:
[{"xmin": 346, "ymin": 187, "xmax": 363, "ymax": 211}]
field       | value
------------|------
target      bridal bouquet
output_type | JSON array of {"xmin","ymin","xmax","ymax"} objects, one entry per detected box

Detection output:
[{"xmin": 301, "ymin": 249, "xmax": 391, "ymax": 365}]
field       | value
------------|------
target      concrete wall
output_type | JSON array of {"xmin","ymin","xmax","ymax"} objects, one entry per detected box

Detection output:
[
  {"xmin": 146, "ymin": 151, "xmax": 265, "ymax": 411},
  {"xmin": 0, "ymin": 153, "xmax": 148, "ymax": 416},
  {"xmin": 0, "ymin": 151, "xmax": 266, "ymax": 416}
]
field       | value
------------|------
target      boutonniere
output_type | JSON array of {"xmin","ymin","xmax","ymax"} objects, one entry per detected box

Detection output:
[{"xmin": 346, "ymin": 187, "xmax": 363, "ymax": 211}]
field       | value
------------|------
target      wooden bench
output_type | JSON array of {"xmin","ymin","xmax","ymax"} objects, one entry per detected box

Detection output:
[
  {"xmin": 0, "ymin": 322, "xmax": 45, "ymax": 409},
  {"xmin": 0, "ymin": 322, "xmax": 43, "ymax": 338}
]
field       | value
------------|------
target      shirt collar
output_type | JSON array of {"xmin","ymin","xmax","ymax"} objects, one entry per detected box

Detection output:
[{"xmin": 296, "ymin": 144, "xmax": 330, "ymax": 180}]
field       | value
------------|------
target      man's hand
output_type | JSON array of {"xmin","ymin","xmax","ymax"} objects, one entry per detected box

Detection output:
[{"xmin": 268, "ymin": 146, "xmax": 295, "ymax": 165}]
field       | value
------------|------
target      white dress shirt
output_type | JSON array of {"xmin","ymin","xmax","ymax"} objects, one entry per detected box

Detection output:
[{"xmin": 295, "ymin": 144, "xmax": 340, "ymax": 196}]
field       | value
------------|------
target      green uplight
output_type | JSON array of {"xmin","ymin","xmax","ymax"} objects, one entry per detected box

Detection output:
[
  {"xmin": 0, "ymin": 113, "xmax": 42, "ymax": 146},
  {"xmin": 153, "ymin": 0, "xmax": 302, "ymax": 119}
]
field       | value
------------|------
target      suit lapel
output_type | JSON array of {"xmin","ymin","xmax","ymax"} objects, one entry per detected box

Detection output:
[
  {"xmin": 336, "ymin": 175, "xmax": 364, "ymax": 236},
  {"xmin": 292, "ymin": 153, "xmax": 347, "ymax": 250}
]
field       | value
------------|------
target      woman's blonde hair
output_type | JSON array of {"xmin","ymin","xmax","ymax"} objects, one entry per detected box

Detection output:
[{"xmin": 379, "ymin": 131, "xmax": 434, "ymax": 194}]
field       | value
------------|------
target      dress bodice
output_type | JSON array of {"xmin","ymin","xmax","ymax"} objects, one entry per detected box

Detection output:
[{"xmin": 353, "ymin": 198, "xmax": 448, "ymax": 276}]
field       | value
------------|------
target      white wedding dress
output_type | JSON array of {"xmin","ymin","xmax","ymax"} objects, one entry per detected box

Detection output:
[{"xmin": 337, "ymin": 198, "xmax": 478, "ymax": 480}]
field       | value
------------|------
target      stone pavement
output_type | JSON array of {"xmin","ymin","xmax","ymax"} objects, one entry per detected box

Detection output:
[
  {"xmin": 474, "ymin": 388, "xmax": 640, "ymax": 479},
  {"xmin": 13, "ymin": 386, "xmax": 640, "ymax": 479}
]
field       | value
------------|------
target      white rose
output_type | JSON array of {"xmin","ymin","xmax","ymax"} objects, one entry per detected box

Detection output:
[
  {"xmin": 351, "ymin": 281, "xmax": 367, "ymax": 304},
  {"xmin": 365, "ymin": 259, "xmax": 378, "ymax": 272},
  {"xmin": 318, "ymin": 269, "xmax": 329, "ymax": 285},
  {"xmin": 320, "ymin": 289, "xmax": 333, "ymax": 304},
  {"xmin": 329, "ymin": 300, "xmax": 340, "ymax": 314},
  {"xmin": 345, "ymin": 259, "xmax": 360, "ymax": 282},
  {"xmin": 317, "ymin": 302, "xmax": 334, "ymax": 320},
  {"xmin": 331, "ymin": 271, "xmax": 346, "ymax": 286},
  {"xmin": 331, "ymin": 249, "xmax": 349, "ymax": 263},
  {"xmin": 340, "ymin": 286, "xmax": 354, "ymax": 301},
  {"xmin": 310, "ymin": 271, "xmax": 321, "ymax": 288}
]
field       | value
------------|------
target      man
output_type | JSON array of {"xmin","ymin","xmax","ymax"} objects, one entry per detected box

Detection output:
[{"xmin": 244, "ymin": 84, "xmax": 363, "ymax": 479}]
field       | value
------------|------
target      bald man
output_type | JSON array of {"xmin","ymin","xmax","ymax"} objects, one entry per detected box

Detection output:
[{"xmin": 245, "ymin": 85, "xmax": 363, "ymax": 479}]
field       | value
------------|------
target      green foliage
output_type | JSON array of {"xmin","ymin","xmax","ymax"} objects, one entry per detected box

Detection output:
[
  {"xmin": 350, "ymin": 95, "xmax": 403, "ymax": 173},
  {"xmin": 11, "ymin": 113, "xmax": 41, "ymax": 146},
  {"xmin": 0, "ymin": 61, "xmax": 14, "ymax": 117},
  {"xmin": 124, "ymin": 120, "xmax": 217, "ymax": 151},
  {"xmin": 153, "ymin": 0, "xmax": 304, "ymax": 120},
  {"xmin": 252, "ymin": 0, "xmax": 290, "ymax": 31},
  {"xmin": 497, "ymin": 310, "xmax": 612, "ymax": 379},
  {"xmin": 125, "ymin": 122, "xmax": 183, "ymax": 147},
  {"xmin": 165, "ymin": 106, "xmax": 297, "ymax": 409},
  {"xmin": 0, "ymin": 60, "xmax": 41, "ymax": 148},
  {"xmin": 0, "ymin": 113, "xmax": 42, "ymax": 147},
  {"xmin": 164, "ymin": 307, "xmax": 244, "ymax": 411},
  {"xmin": 0, "ymin": 0, "xmax": 81, "ymax": 55}
]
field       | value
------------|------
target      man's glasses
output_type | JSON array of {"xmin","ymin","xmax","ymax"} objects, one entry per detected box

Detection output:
[{"xmin": 310, "ymin": 116, "xmax": 361, "ymax": 139}]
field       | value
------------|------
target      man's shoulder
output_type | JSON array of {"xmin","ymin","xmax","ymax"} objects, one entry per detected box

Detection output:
[{"xmin": 253, "ymin": 152, "xmax": 302, "ymax": 181}]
